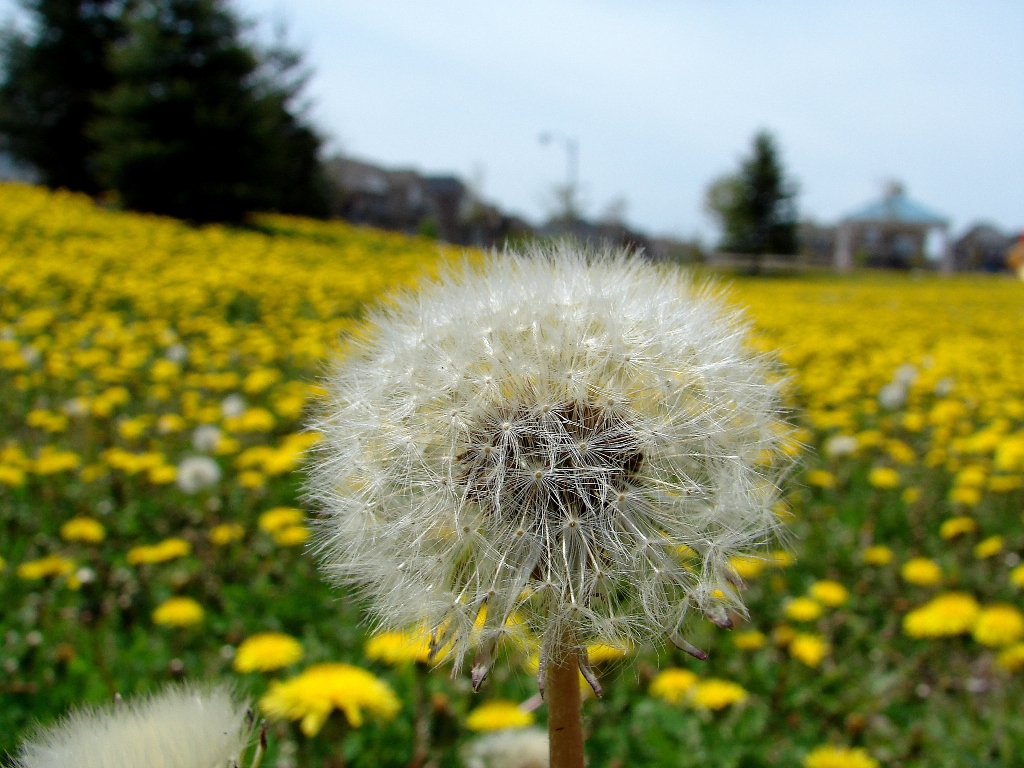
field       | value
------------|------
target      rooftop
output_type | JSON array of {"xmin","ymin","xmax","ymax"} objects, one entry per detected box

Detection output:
[{"xmin": 844, "ymin": 182, "xmax": 948, "ymax": 226}]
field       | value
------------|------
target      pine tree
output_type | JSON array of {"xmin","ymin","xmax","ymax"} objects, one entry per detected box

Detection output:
[
  {"xmin": 0, "ymin": 0, "xmax": 122, "ymax": 192},
  {"xmin": 705, "ymin": 130, "xmax": 798, "ymax": 263},
  {"xmin": 90, "ymin": 0, "xmax": 328, "ymax": 222}
]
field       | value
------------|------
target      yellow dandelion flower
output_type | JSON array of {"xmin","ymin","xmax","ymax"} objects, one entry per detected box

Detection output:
[
  {"xmin": 809, "ymin": 581, "xmax": 848, "ymax": 608},
  {"xmin": 767, "ymin": 550, "xmax": 796, "ymax": 568},
  {"xmin": 586, "ymin": 643, "xmax": 631, "ymax": 664},
  {"xmin": 147, "ymin": 464, "xmax": 177, "ymax": 485},
  {"xmin": 466, "ymin": 700, "xmax": 535, "ymax": 732},
  {"xmin": 867, "ymin": 467, "xmax": 900, "ymax": 489},
  {"xmin": 60, "ymin": 517, "xmax": 106, "ymax": 544},
  {"xmin": 17, "ymin": 554, "xmax": 75, "ymax": 580},
  {"xmin": 209, "ymin": 523, "xmax": 245, "ymax": 546},
  {"xmin": 996, "ymin": 643, "xmax": 1024, "ymax": 672},
  {"xmin": 803, "ymin": 745, "xmax": 878, "ymax": 768},
  {"xmin": 260, "ymin": 663, "xmax": 400, "ymax": 736},
  {"xmin": 901, "ymin": 558, "xmax": 942, "ymax": 587},
  {"xmin": 784, "ymin": 597, "xmax": 823, "ymax": 622},
  {"xmin": 901, "ymin": 487, "xmax": 921, "ymax": 504},
  {"xmin": 0, "ymin": 464, "xmax": 26, "ymax": 487},
  {"xmin": 127, "ymin": 537, "xmax": 192, "ymax": 565},
  {"xmin": 259, "ymin": 507, "xmax": 304, "ymax": 533},
  {"xmin": 365, "ymin": 630, "xmax": 433, "ymax": 666},
  {"xmin": 152, "ymin": 597, "xmax": 204, "ymax": 627},
  {"xmin": 729, "ymin": 555, "xmax": 766, "ymax": 580},
  {"xmin": 233, "ymin": 632, "xmax": 304, "ymax": 672},
  {"xmin": 237, "ymin": 470, "xmax": 265, "ymax": 489},
  {"xmin": 949, "ymin": 486, "xmax": 982, "ymax": 506},
  {"xmin": 972, "ymin": 605, "xmax": 1024, "ymax": 647},
  {"xmin": 273, "ymin": 525, "xmax": 310, "ymax": 547},
  {"xmin": 649, "ymin": 668, "xmax": 698, "ymax": 705},
  {"xmin": 974, "ymin": 536, "xmax": 1003, "ymax": 560},
  {"xmin": 1010, "ymin": 563, "xmax": 1024, "ymax": 589},
  {"xmin": 861, "ymin": 545, "xmax": 893, "ymax": 566},
  {"xmin": 789, "ymin": 633, "xmax": 828, "ymax": 667},
  {"xmin": 989, "ymin": 475, "xmax": 1023, "ymax": 493},
  {"xmin": 902, "ymin": 592, "xmax": 979, "ymax": 638},
  {"xmin": 34, "ymin": 447, "xmax": 81, "ymax": 474},
  {"xmin": 806, "ymin": 470, "xmax": 836, "ymax": 489},
  {"xmin": 156, "ymin": 413, "xmax": 186, "ymax": 433},
  {"xmin": 691, "ymin": 679, "xmax": 747, "ymax": 710},
  {"xmin": 733, "ymin": 630, "xmax": 766, "ymax": 651},
  {"xmin": 939, "ymin": 516, "xmax": 977, "ymax": 540}
]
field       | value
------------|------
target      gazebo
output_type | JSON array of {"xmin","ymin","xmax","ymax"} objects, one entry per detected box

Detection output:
[{"xmin": 833, "ymin": 183, "xmax": 951, "ymax": 272}]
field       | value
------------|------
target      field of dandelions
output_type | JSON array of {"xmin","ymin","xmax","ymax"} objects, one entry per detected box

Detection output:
[{"xmin": 1, "ymin": 182, "xmax": 1023, "ymax": 768}]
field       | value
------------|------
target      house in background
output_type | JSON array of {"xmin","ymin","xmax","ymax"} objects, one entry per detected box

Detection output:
[
  {"xmin": 833, "ymin": 183, "xmax": 950, "ymax": 272},
  {"xmin": 951, "ymin": 224, "xmax": 1016, "ymax": 272},
  {"xmin": 324, "ymin": 156, "xmax": 531, "ymax": 247}
]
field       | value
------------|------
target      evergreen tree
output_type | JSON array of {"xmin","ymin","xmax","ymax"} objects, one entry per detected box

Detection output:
[
  {"xmin": 90, "ymin": 0, "xmax": 328, "ymax": 222},
  {"xmin": 0, "ymin": 0, "xmax": 123, "ymax": 192},
  {"xmin": 705, "ymin": 130, "xmax": 798, "ymax": 262}
]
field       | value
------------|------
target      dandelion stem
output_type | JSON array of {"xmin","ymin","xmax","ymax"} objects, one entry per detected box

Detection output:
[{"xmin": 547, "ymin": 647, "xmax": 584, "ymax": 768}]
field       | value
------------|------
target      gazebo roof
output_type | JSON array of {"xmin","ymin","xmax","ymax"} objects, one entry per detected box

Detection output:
[{"xmin": 844, "ymin": 183, "xmax": 948, "ymax": 226}]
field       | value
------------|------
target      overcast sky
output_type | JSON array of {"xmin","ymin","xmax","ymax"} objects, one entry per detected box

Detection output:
[{"xmin": 5, "ymin": 0, "xmax": 1022, "ymax": 238}]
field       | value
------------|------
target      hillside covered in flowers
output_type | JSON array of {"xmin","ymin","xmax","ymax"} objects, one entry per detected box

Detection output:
[{"xmin": 1, "ymin": 183, "xmax": 1023, "ymax": 767}]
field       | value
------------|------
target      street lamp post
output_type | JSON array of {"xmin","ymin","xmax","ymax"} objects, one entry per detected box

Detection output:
[{"xmin": 539, "ymin": 131, "xmax": 579, "ymax": 221}]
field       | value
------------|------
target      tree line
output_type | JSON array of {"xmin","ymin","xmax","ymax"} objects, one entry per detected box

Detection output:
[{"xmin": 0, "ymin": 0, "xmax": 329, "ymax": 223}]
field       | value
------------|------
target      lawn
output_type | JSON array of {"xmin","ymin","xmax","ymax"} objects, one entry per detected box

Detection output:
[{"xmin": 1, "ymin": 183, "xmax": 1022, "ymax": 767}]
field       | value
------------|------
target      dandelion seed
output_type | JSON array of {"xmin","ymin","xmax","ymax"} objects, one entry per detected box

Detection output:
[{"xmin": 309, "ymin": 246, "xmax": 792, "ymax": 679}]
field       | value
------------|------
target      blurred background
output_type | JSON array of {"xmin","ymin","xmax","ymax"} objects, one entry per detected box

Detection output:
[{"xmin": 1, "ymin": 0, "xmax": 1022, "ymax": 267}]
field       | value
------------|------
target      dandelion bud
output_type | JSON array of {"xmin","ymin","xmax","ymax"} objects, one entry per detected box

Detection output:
[{"xmin": 309, "ymin": 246, "xmax": 792, "ymax": 676}]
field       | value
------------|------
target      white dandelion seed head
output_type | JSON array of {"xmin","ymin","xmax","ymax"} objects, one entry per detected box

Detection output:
[
  {"xmin": 464, "ymin": 727, "xmax": 549, "ymax": 768},
  {"xmin": 191, "ymin": 424, "xmax": 222, "ymax": 454},
  {"xmin": 164, "ymin": 343, "xmax": 189, "ymax": 364},
  {"xmin": 12, "ymin": 683, "xmax": 251, "ymax": 768},
  {"xmin": 893, "ymin": 363, "xmax": 917, "ymax": 387},
  {"xmin": 824, "ymin": 434, "xmax": 859, "ymax": 458},
  {"xmin": 61, "ymin": 398, "xmax": 89, "ymax": 418},
  {"xmin": 877, "ymin": 381, "xmax": 907, "ymax": 410},
  {"xmin": 934, "ymin": 376, "xmax": 955, "ymax": 397},
  {"xmin": 176, "ymin": 456, "xmax": 221, "ymax": 494},
  {"xmin": 308, "ymin": 245, "xmax": 793, "ymax": 673},
  {"xmin": 220, "ymin": 394, "xmax": 246, "ymax": 419}
]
